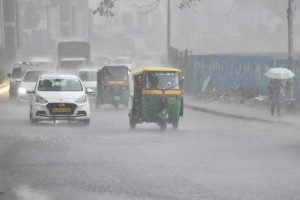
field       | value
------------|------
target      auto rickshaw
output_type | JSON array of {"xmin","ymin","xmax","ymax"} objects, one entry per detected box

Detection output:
[
  {"xmin": 129, "ymin": 68, "xmax": 184, "ymax": 130},
  {"xmin": 96, "ymin": 65, "xmax": 130, "ymax": 109}
]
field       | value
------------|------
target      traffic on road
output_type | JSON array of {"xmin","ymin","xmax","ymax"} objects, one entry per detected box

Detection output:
[{"xmin": 1, "ymin": 1, "xmax": 300, "ymax": 200}]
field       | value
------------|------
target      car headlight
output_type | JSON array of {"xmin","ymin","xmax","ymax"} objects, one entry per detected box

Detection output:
[
  {"xmin": 76, "ymin": 95, "xmax": 88, "ymax": 104},
  {"xmin": 35, "ymin": 95, "xmax": 48, "ymax": 104},
  {"xmin": 18, "ymin": 87, "xmax": 27, "ymax": 95}
]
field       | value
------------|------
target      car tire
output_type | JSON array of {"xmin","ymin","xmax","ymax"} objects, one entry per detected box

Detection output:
[
  {"xmin": 30, "ymin": 113, "xmax": 37, "ymax": 125},
  {"xmin": 9, "ymin": 90, "xmax": 16, "ymax": 99},
  {"xmin": 82, "ymin": 119, "xmax": 90, "ymax": 126}
]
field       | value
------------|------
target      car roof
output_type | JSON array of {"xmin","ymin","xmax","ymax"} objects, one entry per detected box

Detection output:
[
  {"xmin": 133, "ymin": 67, "xmax": 181, "ymax": 75},
  {"xmin": 60, "ymin": 57, "xmax": 86, "ymax": 61},
  {"xmin": 39, "ymin": 74, "xmax": 79, "ymax": 79},
  {"xmin": 77, "ymin": 69, "xmax": 97, "ymax": 72},
  {"xmin": 24, "ymin": 69, "xmax": 52, "ymax": 73}
]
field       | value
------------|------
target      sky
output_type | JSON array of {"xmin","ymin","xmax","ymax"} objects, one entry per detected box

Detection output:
[{"xmin": 89, "ymin": 0, "xmax": 300, "ymax": 54}]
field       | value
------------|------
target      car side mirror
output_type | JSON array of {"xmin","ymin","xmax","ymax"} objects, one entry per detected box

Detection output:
[
  {"xmin": 26, "ymin": 90, "xmax": 35, "ymax": 94},
  {"xmin": 85, "ymin": 88, "xmax": 93, "ymax": 94}
]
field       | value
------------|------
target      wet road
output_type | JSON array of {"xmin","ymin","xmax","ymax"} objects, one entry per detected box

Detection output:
[{"xmin": 1, "ymin": 99, "xmax": 300, "ymax": 200}]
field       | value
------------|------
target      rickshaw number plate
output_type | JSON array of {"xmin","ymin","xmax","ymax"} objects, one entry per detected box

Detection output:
[
  {"xmin": 167, "ymin": 97, "xmax": 176, "ymax": 104},
  {"xmin": 52, "ymin": 108, "xmax": 72, "ymax": 113}
]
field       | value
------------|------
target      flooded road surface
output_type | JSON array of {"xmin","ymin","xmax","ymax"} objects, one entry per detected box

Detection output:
[{"xmin": 1, "ymin": 99, "xmax": 300, "ymax": 200}]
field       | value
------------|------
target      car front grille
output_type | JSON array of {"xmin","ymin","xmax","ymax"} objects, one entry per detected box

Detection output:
[{"xmin": 47, "ymin": 103, "xmax": 77, "ymax": 115}]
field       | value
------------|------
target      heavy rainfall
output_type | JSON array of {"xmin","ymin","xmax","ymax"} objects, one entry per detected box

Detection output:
[{"xmin": 0, "ymin": 0, "xmax": 300, "ymax": 199}]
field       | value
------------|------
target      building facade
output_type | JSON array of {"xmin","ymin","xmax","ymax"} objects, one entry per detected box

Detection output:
[{"xmin": 0, "ymin": 0, "xmax": 18, "ymax": 70}]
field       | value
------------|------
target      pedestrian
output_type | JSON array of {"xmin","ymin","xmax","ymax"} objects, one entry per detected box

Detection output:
[{"xmin": 267, "ymin": 79, "xmax": 282, "ymax": 116}]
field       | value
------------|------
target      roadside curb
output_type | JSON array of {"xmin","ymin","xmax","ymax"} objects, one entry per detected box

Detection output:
[{"xmin": 185, "ymin": 104, "xmax": 292, "ymax": 125}]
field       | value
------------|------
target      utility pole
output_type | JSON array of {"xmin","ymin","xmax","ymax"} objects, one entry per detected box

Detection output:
[
  {"xmin": 167, "ymin": 0, "xmax": 171, "ymax": 65},
  {"xmin": 288, "ymin": 0, "xmax": 294, "ymax": 71},
  {"xmin": 287, "ymin": 0, "xmax": 296, "ymax": 113}
]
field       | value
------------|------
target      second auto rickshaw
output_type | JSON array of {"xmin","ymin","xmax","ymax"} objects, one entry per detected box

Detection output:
[
  {"xmin": 129, "ymin": 68, "xmax": 184, "ymax": 130},
  {"xmin": 96, "ymin": 65, "xmax": 130, "ymax": 109}
]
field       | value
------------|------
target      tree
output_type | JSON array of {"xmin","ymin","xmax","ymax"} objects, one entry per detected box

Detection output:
[{"xmin": 93, "ymin": 0, "xmax": 201, "ymax": 16}]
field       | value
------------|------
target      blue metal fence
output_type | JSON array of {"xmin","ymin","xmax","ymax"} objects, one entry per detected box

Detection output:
[{"xmin": 191, "ymin": 54, "xmax": 300, "ymax": 99}]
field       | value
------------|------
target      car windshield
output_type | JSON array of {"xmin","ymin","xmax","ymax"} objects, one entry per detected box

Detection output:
[
  {"xmin": 38, "ymin": 78, "xmax": 83, "ymax": 92},
  {"xmin": 78, "ymin": 71, "xmax": 97, "ymax": 81},
  {"xmin": 12, "ymin": 67, "xmax": 23, "ymax": 78},
  {"xmin": 103, "ymin": 67, "xmax": 128, "ymax": 81},
  {"xmin": 144, "ymin": 72, "xmax": 179, "ymax": 90},
  {"xmin": 23, "ymin": 71, "xmax": 47, "ymax": 82}
]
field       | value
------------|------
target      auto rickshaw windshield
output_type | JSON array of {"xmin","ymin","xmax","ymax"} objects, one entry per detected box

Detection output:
[
  {"xmin": 144, "ymin": 72, "xmax": 179, "ymax": 90},
  {"xmin": 103, "ymin": 68, "xmax": 128, "ymax": 81}
]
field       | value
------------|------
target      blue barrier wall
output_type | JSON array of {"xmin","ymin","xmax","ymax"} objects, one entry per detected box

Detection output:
[{"xmin": 191, "ymin": 54, "xmax": 300, "ymax": 99}]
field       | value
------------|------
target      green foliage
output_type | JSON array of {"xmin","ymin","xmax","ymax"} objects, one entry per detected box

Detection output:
[
  {"xmin": 179, "ymin": 0, "xmax": 202, "ymax": 10},
  {"xmin": 93, "ymin": 0, "xmax": 116, "ymax": 17},
  {"xmin": 93, "ymin": 0, "xmax": 202, "ymax": 17}
]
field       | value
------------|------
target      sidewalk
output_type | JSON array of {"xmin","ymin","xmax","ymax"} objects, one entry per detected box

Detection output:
[{"xmin": 185, "ymin": 95, "xmax": 300, "ymax": 126}]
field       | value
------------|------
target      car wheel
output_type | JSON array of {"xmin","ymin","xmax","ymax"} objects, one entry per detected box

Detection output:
[
  {"xmin": 9, "ymin": 90, "xmax": 16, "ymax": 99},
  {"xmin": 82, "ymin": 119, "xmax": 90, "ymax": 126},
  {"xmin": 30, "ymin": 113, "xmax": 37, "ymax": 125}
]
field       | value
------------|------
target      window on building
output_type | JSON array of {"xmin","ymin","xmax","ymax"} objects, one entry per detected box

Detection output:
[
  {"xmin": 122, "ymin": 13, "xmax": 134, "ymax": 27},
  {"xmin": 137, "ymin": 13, "xmax": 148, "ymax": 27}
]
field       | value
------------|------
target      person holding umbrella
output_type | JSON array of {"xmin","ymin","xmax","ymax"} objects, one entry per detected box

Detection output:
[
  {"xmin": 267, "ymin": 79, "xmax": 283, "ymax": 116},
  {"xmin": 265, "ymin": 67, "xmax": 295, "ymax": 116}
]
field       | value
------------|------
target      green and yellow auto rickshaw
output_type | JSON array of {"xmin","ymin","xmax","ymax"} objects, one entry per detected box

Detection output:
[
  {"xmin": 129, "ymin": 68, "xmax": 184, "ymax": 130},
  {"xmin": 96, "ymin": 65, "xmax": 130, "ymax": 109}
]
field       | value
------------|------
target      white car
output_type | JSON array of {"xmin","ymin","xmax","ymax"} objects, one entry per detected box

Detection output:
[
  {"xmin": 77, "ymin": 69, "xmax": 97, "ymax": 99},
  {"xmin": 29, "ymin": 74, "xmax": 90, "ymax": 125},
  {"xmin": 18, "ymin": 69, "xmax": 50, "ymax": 102}
]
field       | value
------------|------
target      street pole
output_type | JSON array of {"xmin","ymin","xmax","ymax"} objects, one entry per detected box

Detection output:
[
  {"xmin": 167, "ymin": 0, "xmax": 171, "ymax": 65},
  {"xmin": 287, "ymin": 0, "xmax": 296, "ymax": 113},
  {"xmin": 288, "ymin": 0, "xmax": 294, "ymax": 71}
]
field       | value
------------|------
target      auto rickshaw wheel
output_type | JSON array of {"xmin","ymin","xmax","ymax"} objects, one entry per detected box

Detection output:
[
  {"xmin": 113, "ymin": 103, "xmax": 119, "ymax": 109},
  {"xmin": 172, "ymin": 121, "xmax": 179, "ymax": 129},
  {"xmin": 130, "ymin": 117, "xmax": 136, "ymax": 129},
  {"xmin": 160, "ymin": 122, "xmax": 167, "ymax": 131}
]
